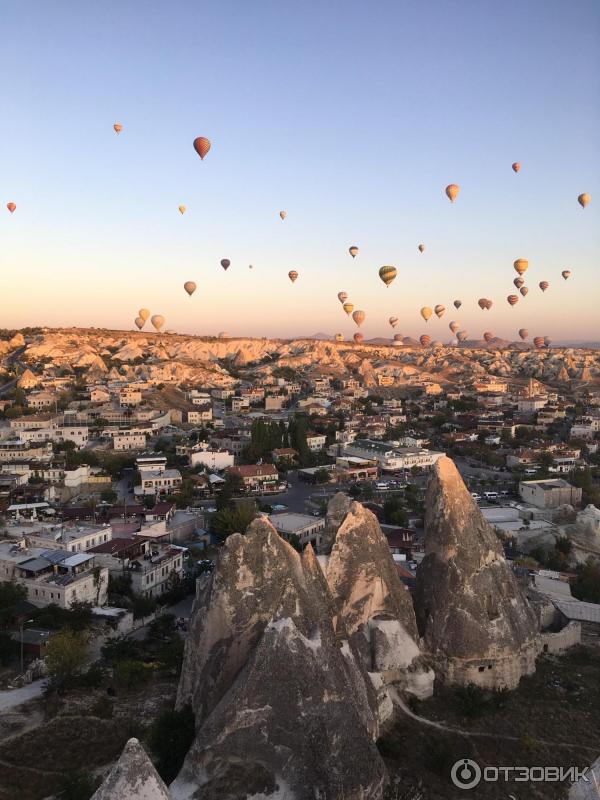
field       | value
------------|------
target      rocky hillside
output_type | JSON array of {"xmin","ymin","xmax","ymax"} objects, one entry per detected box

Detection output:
[{"xmin": 3, "ymin": 327, "xmax": 600, "ymax": 387}]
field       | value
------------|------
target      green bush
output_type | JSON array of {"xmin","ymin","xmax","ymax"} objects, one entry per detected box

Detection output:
[{"xmin": 114, "ymin": 659, "xmax": 152, "ymax": 689}]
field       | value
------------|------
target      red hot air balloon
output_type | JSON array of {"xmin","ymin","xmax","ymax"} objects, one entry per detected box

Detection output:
[
  {"xmin": 193, "ymin": 137, "xmax": 211, "ymax": 160},
  {"xmin": 507, "ymin": 295, "xmax": 519, "ymax": 306},
  {"xmin": 288, "ymin": 270, "xmax": 298, "ymax": 283},
  {"xmin": 420, "ymin": 334, "xmax": 432, "ymax": 347},
  {"xmin": 512, "ymin": 162, "xmax": 521, "ymax": 173}
]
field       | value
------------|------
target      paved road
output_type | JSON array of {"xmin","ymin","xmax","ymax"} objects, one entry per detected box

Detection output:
[{"xmin": 0, "ymin": 678, "xmax": 46, "ymax": 712}]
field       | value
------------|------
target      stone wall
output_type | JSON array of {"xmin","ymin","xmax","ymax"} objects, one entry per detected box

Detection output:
[{"xmin": 540, "ymin": 622, "xmax": 581, "ymax": 655}]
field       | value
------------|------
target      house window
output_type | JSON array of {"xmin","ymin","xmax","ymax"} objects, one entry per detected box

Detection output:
[{"xmin": 478, "ymin": 666, "xmax": 485, "ymax": 673}]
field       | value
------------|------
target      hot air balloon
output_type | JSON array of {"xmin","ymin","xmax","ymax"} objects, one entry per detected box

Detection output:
[
  {"xmin": 539, "ymin": 281, "xmax": 549, "ymax": 292},
  {"xmin": 349, "ymin": 246, "xmax": 359, "ymax": 258},
  {"xmin": 389, "ymin": 316, "xmax": 399, "ymax": 328},
  {"xmin": 352, "ymin": 310, "xmax": 365, "ymax": 327},
  {"xmin": 562, "ymin": 270, "xmax": 571, "ymax": 280},
  {"xmin": 483, "ymin": 332, "xmax": 494, "ymax": 343},
  {"xmin": 338, "ymin": 292, "xmax": 348, "ymax": 303},
  {"xmin": 507, "ymin": 295, "xmax": 519, "ymax": 306},
  {"xmin": 218, "ymin": 331, "xmax": 230, "ymax": 339},
  {"xmin": 478, "ymin": 298, "xmax": 487, "ymax": 310},
  {"xmin": 519, "ymin": 328, "xmax": 529, "ymax": 340},
  {"xmin": 134, "ymin": 317, "xmax": 144, "ymax": 330},
  {"xmin": 453, "ymin": 300, "xmax": 462, "ymax": 310},
  {"xmin": 420, "ymin": 307, "xmax": 432, "ymax": 322},
  {"xmin": 220, "ymin": 259, "xmax": 230, "ymax": 271},
  {"xmin": 354, "ymin": 333, "xmax": 364, "ymax": 344},
  {"xmin": 7, "ymin": 202, "xmax": 16, "ymax": 213},
  {"xmin": 445, "ymin": 184, "xmax": 460, "ymax": 202},
  {"xmin": 343, "ymin": 302, "xmax": 354, "ymax": 316},
  {"xmin": 394, "ymin": 333, "xmax": 403, "ymax": 342},
  {"xmin": 184, "ymin": 281, "xmax": 197, "ymax": 297},
  {"xmin": 193, "ymin": 137, "xmax": 211, "ymax": 160},
  {"xmin": 514, "ymin": 277, "xmax": 524, "ymax": 288},
  {"xmin": 151, "ymin": 314, "xmax": 165, "ymax": 332},
  {"xmin": 420, "ymin": 335, "xmax": 432, "ymax": 347},
  {"xmin": 113, "ymin": 123, "xmax": 122, "ymax": 134},
  {"xmin": 457, "ymin": 330, "xmax": 468, "ymax": 342},
  {"xmin": 512, "ymin": 162, "xmax": 520, "ymax": 173},
  {"xmin": 418, "ymin": 244, "xmax": 425, "ymax": 253},
  {"xmin": 514, "ymin": 258, "xmax": 529, "ymax": 276},
  {"xmin": 544, "ymin": 336, "xmax": 551, "ymax": 347},
  {"xmin": 178, "ymin": 205, "xmax": 186, "ymax": 215},
  {"xmin": 449, "ymin": 321, "xmax": 460, "ymax": 334},
  {"xmin": 533, "ymin": 336, "xmax": 545, "ymax": 349},
  {"xmin": 379, "ymin": 266, "xmax": 397, "ymax": 287},
  {"xmin": 578, "ymin": 193, "xmax": 591, "ymax": 209},
  {"xmin": 520, "ymin": 286, "xmax": 529, "ymax": 296},
  {"xmin": 249, "ymin": 265, "xmax": 254, "ymax": 270},
  {"xmin": 334, "ymin": 333, "xmax": 344, "ymax": 342},
  {"xmin": 279, "ymin": 211, "xmax": 287, "ymax": 220},
  {"xmin": 288, "ymin": 270, "xmax": 298, "ymax": 283},
  {"xmin": 434, "ymin": 304, "xmax": 445, "ymax": 319},
  {"xmin": 139, "ymin": 308, "xmax": 150, "ymax": 322}
]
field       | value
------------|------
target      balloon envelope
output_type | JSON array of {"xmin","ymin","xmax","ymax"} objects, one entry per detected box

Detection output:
[
  {"xmin": 514, "ymin": 277, "xmax": 524, "ymax": 288},
  {"xmin": 507, "ymin": 295, "xmax": 519, "ymax": 306},
  {"xmin": 338, "ymin": 292, "xmax": 348, "ymax": 303},
  {"xmin": 562, "ymin": 270, "xmax": 571, "ymax": 280},
  {"xmin": 483, "ymin": 332, "xmax": 494, "ymax": 343},
  {"xmin": 352, "ymin": 310, "xmax": 365, "ymax": 327},
  {"xmin": 453, "ymin": 299, "xmax": 462, "ymax": 309},
  {"xmin": 418, "ymin": 244, "xmax": 425, "ymax": 253},
  {"xmin": 434, "ymin": 304, "xmax": 445, "ymax": 318},
  {"xmin": 539, "ymin": 281, "xmax": 549, "ymax": 292},
  {"xmin": 519, "ymin": 328, "xmax": 529, "ymax": 340},
  {"xmin": 184, "ymin": 281, "xmax": 196, "ymax": 296},
  {"xmin": 7, "ymin": 202, "xmax": 16, "ymax": 213},
  {"xmin": 353, "ymin": 333, "xmax": 364, "ymax": 343},
  {"xmin": 349, "ymin": 246, "xmax": 359, "ymax": 258},
  {"xmin": 288, "ymin": 270, "xmax": 298, "ymax": 283},
  {"xmin": 457, "ymin": 330, "xmax": 468, "ymax": 342},
  {"xmin": 334, "ymin": 333, "xmax": 344, "ymax": 342},
  {"xmin": 343, "ymin": 302, "xmax": 354, "ymax": 316},
  {"xmin": 221, "ymin": 259, "xmax": 231, "ymax": 270},
  {"xmin": 420, "ymin": 334, "xmax": 431, "ymax": 347},
  {"xmin": 378, "ymin": 266, "xmax": 397, "ymax": 287},
  {"xmin": 113, "ymin": 123, "xmax": 122, "ymax": 134},
  {"xmin": 445, "ymin": 184, "xmax": 460, "ymax": 202},
  {"xmin": 514, "ymin": 258, "xmax": 529, "ymax": 276},
  {"xmin": 520, "ymin": 286, "xmax": 529, "ymax": 296},
  {"xmin": 512, "ymin": 162, "xmax": 520, "ymax": 173},
  {"xmin": 420, "ymin": 306, "xmax": 432, "ymax": 322},
  {"xmin": 134, "ymin": 316, "xmax": 144, "ymax": 330},
  {"xmin": 139, "ymin": 308, "xmax": 150, "ymax": 321},
  {"xmin": 533, "ymin": 336, "xmax": 545, "ymax": 348},
  {"xmin": 578, "ymin": 193, "xmax": 591, "ymax": 208},
  {"xmin": 449, "ymin": 321, "xmax": 459, "ymax": 334},
  {"xmin": 179, "ymin": 205, "xmax": 186, "ymax": 215},
  {"xmin": 279, "ymin": 211, "xmax": 287, "ymax": 220},
  {"xmin": 193, "ymin": 136, "xmax": 211, "ymax": 159},
  {"xmin": 151, "ymin": 314, "xmax": 165, "ymax": 332},
  {"xmin": 389, "ymin": 316, "xmax": 399, "ymax": 328}
]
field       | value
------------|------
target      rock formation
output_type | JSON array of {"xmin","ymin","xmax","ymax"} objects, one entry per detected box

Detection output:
[
  {"xmin": 91, "ymin": 738, "xmax": 172, "ymax": 800},
  {"xmin": 414, "ymin": 456, "xmax": 540, "ymax": 689}
]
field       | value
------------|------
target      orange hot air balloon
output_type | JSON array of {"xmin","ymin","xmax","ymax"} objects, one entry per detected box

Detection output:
[
  {"xmin": 389, "ymin": 316, "xmax": 399, "ymax": 328},
  {"xmin": 7, "ymin": 202, "xmax": 16, "ymax": 213},
  {"xmin": 279, "ymin": 211, "xmax": 287, "ymax": 220},
  {"xmin": 445, "ymin": 184, "xmax": 460, "ymax": 202},
  {"xmin": 514, "ymin": 277, "xmax": 524, "ymax": 288},
  {"xmin": 483, "ymin": 332, "xmax": 494, "ymax": 343},
  {"xmin": 418, "ymin": 243, "xmax": 425, "ymax": 253},
  {"xmin": 453, "ymin": 299, "xmax": 462, "ymax": 310},
  {"xmin": 288, "ymin": 270, "xmax": 298, "ymax": 283},
  {"xmin": 134, "ymin": 316, "xmax": 144, "ymax": 330},
  {"xmin": 184, "ymin": 281, "xmax": 196, "ymax": 296},
  {"xmin": 342, "ymin": 302, "xmax": 354, "ymax": 316},
  {"xmin": 449, "ymin": 321, "xmax": 460, "ymax": 334},
  {"xmin": 434, "ymin": 304, "xmax": 445, "ymax": 319},
  {"xmin": 539, "ymin": 281, "xmax": 549, "ymax": 292},
  {"xmin": 354, "ymin": 333, "xmax": 364, "ymax": 344},
  {"xmin": 178, "ymin": 205, "xmax": 186, "ymax": 215},
  {"xmin": 507, "ymin": 295, "xmax": 519, "ymax": 306},
  {"xmin": 420, "ymin": 306, "xmax": 432, "ymax": 322},
  {"xmin": 338, "ymin": 292, "xmax": 348, "ymax": 303},
  {"xmin": 512, "ymin": 162, "xmax": 520, "ymax": 173},
  {"xmin": 220, "ymin": 259, "xmax": 230, "ymax": 271},
  {"xmin": 457, "ymin": 330, "xmax": 468, "ymax": 342},
  {"xmin": 193, "ymin": 137, "xmax": 211, "ymax": 160},
  {"xmin": 520, "ymin": 286, "xmax": 529, "ymax": 296},
  {"xmin": 139, "ymin": 308, "xmax": 150, "ymax": 322},
  {"xmin": 352, "ymin": 310, "xmax": 365, "ymax": 327},
  {"xmin": 533, "ymin": 336, "xmax": 545, "ymax": 349},
  {"xmin": 562, "ymin": 270, "xmax": 571, "ymax": 280},
  {"xmin": 349, "ymin": 246, "xmax": 359, "ymax": 258},
  {"xmin": 519, "ymin": 328, "xmax": 529, "ymax": 340},
  {"xmin": 113, "ymin": 123, "xmax": 122, "ymax": 134},
  {"xmin": 420, "ymin": 334, "xmax": 432, "ymax": 347},
  {"xmin": 578, "ymin": 193, "xmax": 591, "ymax": 208},
  {"xmin": 514, "ymin": 258, "xmax": 529, "ymax": 276}
]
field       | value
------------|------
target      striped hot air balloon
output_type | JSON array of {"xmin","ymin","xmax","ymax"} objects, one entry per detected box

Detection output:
[
  {"xmin": 193, "ymin": 136, "xmax": 211, "ymax": 160},
  {"xmin": 562, "ymin": 270, "xmax": 571, "ymax": 280},
  {"xmin": 533, "ymin": 336, "xmax": 545, "ymax": 349},
  {"xmin": 352, "ymin": 310, "xmax": 365, "ymax": 327},
  {"xmin": 507, "ymin": 295, "xmax": 519, "ymax": 306},
  {"xmin": 420, "ymin": 335, "xmax": 432, "ymax": 347},
  {"xmin": 539, "ymin": 281, "xmax": 549, "ymax": 292},
  {"xmin": 354, "ymin": 333, "xmax": 364, "ymax": 344},
  {"xmin": 338, "ymin": 292, "xmax": 348, "ymax": 303},
  {"xmin": 379, "ymin": 265, "xmax": 397, "ymax": 287},
  {"xmin": 113, "ymin": 123, "xmax": 122, "ymax": 134},
  {"xmin": 434, "ymin": 304, "xmax": 445, "ymax": 318},
  {"xmin": 343, "ymin": 302, "xmax": 354, "ymax": 316},
  {"xmin": 389, "ymin": 316, "xmax": 399, "ymax": 328},
  {"xmin": 520, "ymin": 286, "xmax": 529, "ymax": 296},
  {"xmin": 514, "ymin": 277, "xmax": 524, "ymax": 288},
  {"xmin": 288, "ymin": 270, "xmax": 298, "ymax": 283}
]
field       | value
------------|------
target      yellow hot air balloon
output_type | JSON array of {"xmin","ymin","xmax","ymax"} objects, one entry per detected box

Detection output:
[
  {"xmin": 562, "ymin": 270, "xmax": 571, "ymax": 280},
  {"xmin": 288, "ymin": 270, "xmax": 298, "ymax": 283},
  {"xmin": 334, "ymin": 333, "xmax": 344, "ymax": 342},
  {"xmin": 184, "ymin": 281, "xmax": 197, "ymax": 296},
  {"xmin": 520, "ymin": 286, "xmax": 529, "ymax": 296},
  {"xmin": 151, "ymin": 314, "xmax": 165, "ymax": 332},
  {"xmin": 179, "ymin": 205, "xmax": 187, "ymax": 215},
  {"xmin": 139, "ymin": 308, "xmax": 150, "ymax": 322},
  {"xmin": 7, "ymin": 202, "xmax": 16, "ymax": 213},
  {"xmin": 445, "ymin": 183, "xmax": 460, "ymax": 202},
  {"xmin": 352, "ymin": 309, "xmax": 365, "ymax": 327},
  {"xmin": 449, "ymin": 321, "xmax": 459, "ymax": 334},
  {"xmin": 349, "ymin": 246, "xmax": 359, "ymax": 258},
  {"xmin": 519, "ymin": 328, "xmax": 529, "ymax": 340},
  {"xmin": 420, "ymin": 334, "xmax": 432, "ymax": 347},
  {"xmin": 338, "ymin": 292, "xmax": 348, "ymax": 303},
  {"xmin": 539, "ymin": 281, "xmax": 549, "ymax": 292},
  {"xmin": 279, "ymin": 211, "xmax": 287, "ymax": 220},
  {"xmin": 343, "ymin": 302, "xmax": 354, "ymax": 316},
  {"xmin": 134, "ymin": 316, "xmax": 144, "ymax": 330},
  {"xmin": 434, "ymin": 304, "xmax": 445, "ymax": 319},
  {"xmin": 418, "ymin": 244, "xmax": 425, "ymax": 253},
  {"xmin": 389, "ymin": 316, "xmax": 398, "ymax": 328},
  {"xmin": 512, "ymin": 162, "xmax": 520, "ymax": 173},
  {"xmin": 514, "ymin": 258, "xmax": 528, "ymax": 276},
  {"xmin": 453, "ymin": 299, "xmax": 462, "ymax": 309},
  {"xmin": 578, "ymin": 193, "xmax": 591, "ymax": 208},
  {"xmin": 113, "ymin": 123, "xmax": 122, "ymax": 134},
  {"xmin": 420, "ymin": 306, "xmax": 432, "ymax": 322},
  {"xmin": 378, "ymin": 265, "xmax": 397, "ymax": 287}
]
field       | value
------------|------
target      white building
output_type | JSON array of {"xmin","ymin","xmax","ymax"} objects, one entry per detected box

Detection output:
[
  {"xmin": 343, "ymin": 439, "xmax": 444, "ymax": 471},
  {"xmin": 190, "ymin": 447, "xmax": 234, "ymax": 471},
  {"xmin": 269, "ymin": 513, "xmax": 326, "ymax": 549},
  {"xmin": 114, "ymin": 431, "xmax": 147, "ymax": 451},
  {"xmin": 187, "ymin": 407, "xmax": 213, "ymax": 424},
  {"xmin": 306, "ymin": 433, "xmax": 327, "ymax": 451}
]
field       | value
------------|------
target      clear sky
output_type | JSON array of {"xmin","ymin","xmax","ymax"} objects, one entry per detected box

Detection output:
[{"xmin": 1, "ymin": 0, "xmax": 599, "ymax": 342}]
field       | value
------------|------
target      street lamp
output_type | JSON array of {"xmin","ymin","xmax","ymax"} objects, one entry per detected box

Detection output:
[{"xmin": 20, "ymin": 618, "xmax": 34, "ymax": 674}]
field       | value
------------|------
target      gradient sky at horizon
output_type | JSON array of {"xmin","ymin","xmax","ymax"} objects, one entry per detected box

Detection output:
[{"xmin": 1, "ymin": 0, "xmax": 599, "ymax": 341}]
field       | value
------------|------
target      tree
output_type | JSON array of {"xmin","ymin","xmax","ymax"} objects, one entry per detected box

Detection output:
[
  {"xmin": 45, "ymin": 629, "xmax": 89, "ymax": 690},
  {"xmin": 100, "ymin": 488, "xmax": 118, "ymax": 503},
  {"xmin": 216, "ymin": 471, "xmax": 245, "ymax": 511},
  {"xmin": 571, "ymin": 558, "xmax": 600, "ymax": 604},
  {"xmin": 210, "ymin": 505, "xmax": 256, "ymax": 542},
  {"xmin": 383, "ymin": 496, "xmax": 409, "ymax": 527},
  {"xmin": 313, "ymin": 468, "xmax": 331, "ymax": 484},
  {"xmin": 0, "ymin": 581, "xmax": 27, "ymax": 625}
]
